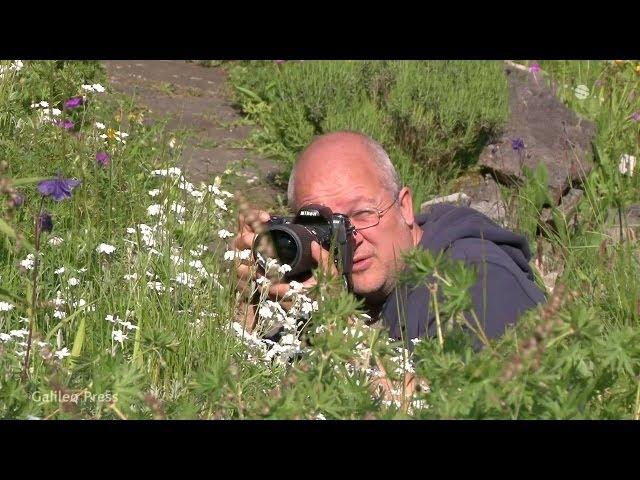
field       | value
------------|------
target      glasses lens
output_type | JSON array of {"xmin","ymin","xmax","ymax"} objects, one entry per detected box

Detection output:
[{"xmin": 350, "ymin": 209, "xmax": 378, "ymax": 230}]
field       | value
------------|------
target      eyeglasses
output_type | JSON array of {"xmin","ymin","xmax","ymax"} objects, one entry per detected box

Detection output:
[{"xmin": 347, "ymin": 197, "xmax": 398, "ymax": 233}]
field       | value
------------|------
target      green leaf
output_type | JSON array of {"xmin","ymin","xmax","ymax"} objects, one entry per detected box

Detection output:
[
  {"xmin": 12, "ymin": 177, "xmax": 48, "ymax": 187},
  {"xmin": 0, "ymin": 217, "xmax": 34, "ymax": 251}
]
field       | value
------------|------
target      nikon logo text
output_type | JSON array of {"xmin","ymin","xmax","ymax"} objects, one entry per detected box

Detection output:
[{"xmin": 299, "ymin": 211, "xmax": 319, "ymax": 216}]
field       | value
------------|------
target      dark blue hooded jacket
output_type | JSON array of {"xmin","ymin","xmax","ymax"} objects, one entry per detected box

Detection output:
[{"xmin": 380, "ymin": 204, "xmax": 546, "ymax": 347}]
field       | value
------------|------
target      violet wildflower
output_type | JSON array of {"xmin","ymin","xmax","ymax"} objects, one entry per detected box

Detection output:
[
  {"xmin": 96, "ymin": 151, "xmax": 111, "ymax": 167},
  {"xmin": 511, "ymin": 138, "xmax": 525, "ymax": 152},
  {"xmin": 631, "ymin": 111, "xmax": 640, "ymax": 122},
  {"xmin": 38, "ymin": 212, "xmax": 53, "ymax": 233},
  {"xmin": 64, "ymin": 96, "xmax": 83, "ymax": 109},
  {"xmin": 55, "ymin": 119, "xmax": 74, "ymax": 130},
  {"xmin": 38, "ymin": 173, "xmax": 81, "ymax": 202}
]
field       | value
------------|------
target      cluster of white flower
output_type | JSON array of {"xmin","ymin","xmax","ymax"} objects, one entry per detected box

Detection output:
[
  {"xmin": 30, "ymin": 100, "xmax": 62, "ymax": 123},
  {"xmin": 81, "ymin": 83, "xmax": 106, "ymax": 93},
  {"xmin": 96, "ymin": 243, "xmax": 116, "ymax": 255},
  {"xmin": 619, "ymin": 153, "xmax": 636, "ymax": 177},
  {"xmin": 0, "ymin": 60, "xmax": 24, "ymax": 79},
  {"xmin": 19, "ymin": 253, "xmax": 36, "ymax": 270},
  {"xmin": 98, "ymin": 129, "xmax": 129, "ymax": 144}
]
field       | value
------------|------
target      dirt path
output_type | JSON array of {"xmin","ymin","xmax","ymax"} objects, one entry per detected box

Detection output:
[{"xmin": 103, "ymin": 60, "xmax": 283, "ymax": 209}]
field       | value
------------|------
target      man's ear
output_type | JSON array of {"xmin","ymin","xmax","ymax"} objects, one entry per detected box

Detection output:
[{"xmin": 398, "ymin": 186, "xmax": 415, "ymax": 227}]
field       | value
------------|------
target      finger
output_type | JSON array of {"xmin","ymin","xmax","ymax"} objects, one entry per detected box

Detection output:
[{"xmin": 310, "ymin": 241, "xmax": 339, "ymax": 275}]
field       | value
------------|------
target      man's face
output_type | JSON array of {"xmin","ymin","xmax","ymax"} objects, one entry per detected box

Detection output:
[{"xmin": 293, "ymin": 141, "xmax": 417, "ymax": 304}]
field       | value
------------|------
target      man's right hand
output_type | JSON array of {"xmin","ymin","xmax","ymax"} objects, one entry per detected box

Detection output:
[
  {"xmin": 234, "ymin": 209, "xmax": 293, "ymax": 302},
  {"xmin": 233, "ymin": 209, "xmax": 338, "ymax": 305}
]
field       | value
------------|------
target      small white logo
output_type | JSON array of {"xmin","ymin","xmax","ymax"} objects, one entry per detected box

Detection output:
[{"xmin": 299, "ymin": 210, "xmax": 319, "ymax": 216}]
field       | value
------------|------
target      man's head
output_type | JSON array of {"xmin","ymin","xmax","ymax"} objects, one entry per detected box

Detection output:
[{"xmin": 288, "ymin": 131, "xmax": 422, "ymax": 304}]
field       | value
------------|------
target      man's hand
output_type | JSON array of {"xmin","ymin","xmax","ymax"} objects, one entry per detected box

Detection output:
[{"xmin": 233, "ymin": 208, "xmax": 339, "ymax": 329}]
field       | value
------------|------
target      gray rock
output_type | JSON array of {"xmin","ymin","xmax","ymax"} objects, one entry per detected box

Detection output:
[
  {"xmin": 540, "ymin": 188, "xmax": 584, "ymax": 229},
  {"xmin": 478, "ymin": 63, "xmax": 597, "ymax": 204},
  {"xmin": 605, "ymin": 204, "xmax": 640, "ymax": 243}
]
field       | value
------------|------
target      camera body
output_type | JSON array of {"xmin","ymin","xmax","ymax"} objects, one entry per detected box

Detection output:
[{"xmin": 252, "ymin": 204, "xmax": 355, "ymax": 290}]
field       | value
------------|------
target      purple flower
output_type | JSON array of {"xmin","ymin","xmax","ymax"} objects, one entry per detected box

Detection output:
[
  {"xmin": 631, "ymin": 111, "xmax": 640, "ymax": 122},
  {"xmin": 56, "ymin": 119, "xmax": 75, "ymax": 130},
  {"xmin": 38, "ymin": 173, "xmax": 81, "ymax": 202},
  {"xmin": 96, "ymin": 151, "xmax": 111, "ymax": 167},
  {"xmin": 512, "ymin": 138, "xmax": 525, "ymax": 152},
  {"xmin": 529, "ymin": 62, "xmax": 541, "ymax": 74},
  {"xmin": 38, "ymin": 212, "xmax": 53, "ymax": 233},
  {"xmin": 64, "ymin": 96, "xmax": 83, "ymax": 109}
]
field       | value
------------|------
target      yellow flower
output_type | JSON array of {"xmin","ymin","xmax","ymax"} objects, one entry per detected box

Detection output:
[
  {"xmin": 635, "ymin": 64, "xmax": 640, "ymax": 74},
  {"xmin": 107, "ymin": 128, "xmax": 117, "ymax": 140},
  {"xmin": 614, "ymin": 60, "xmax": 626, "ymax": 66}
]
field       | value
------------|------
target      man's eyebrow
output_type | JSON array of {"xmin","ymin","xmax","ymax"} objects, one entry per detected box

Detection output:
[{"xmin": 344, "ymin": 195, "xmax": 379, "ymax": 210}]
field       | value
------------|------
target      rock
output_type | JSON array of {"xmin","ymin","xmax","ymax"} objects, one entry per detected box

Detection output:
[
  {"xmin": 540, "ymin": 188, "xmax": 584, "ymax": 229},
  {"xmin": 478, "ymin": 63, "xmax": 597, "ymax": 204},
  {"xmin": 421, "ymin": 175, "xmax": 509, "ymax": 225},
  {"xmin": 605, "ymin": 204, "xmax": 640, "ymax": 243},
  {"xmin": 420, "ymin": 192, "xmax": 471, "ymax": 209}
]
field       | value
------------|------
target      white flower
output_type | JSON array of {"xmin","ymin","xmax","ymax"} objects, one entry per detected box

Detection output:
[
  {"xmin": 0, "ymin": 301, "xmax": 14, "ymax": 312},
  {"xmin": 48, "ymin": 236, "xmax": 64, "ymax": 246},
  {"xmin": 119, "ymin": 321, "xmax": 138, "ymax": 331},
  {"xmin": 53, "ymin": 310, "xmax": 66, "ymax": 319},
  {"xmin": 619, "ymin": 154, "xmax": 636, "ymax": 177},
  {"xmin": 190, "ymin": 190, "xmax": 204, "ymax": 199},
  {"xmin": 214, "ymin": 198, "xmax": 228, "ymax": 211},
  {"xmin": 10, "ymin": 329, "xmax": 29, "ymax": 338},
  {"xmin": 78, "ymin": 267, "xmax": 87, "ymax": 273},
  {"xmin": 147, "ymin": 204, "xmax": 162, "ymax": 216},
  {"xmin": 51, "ymin": 108, "xmax": 62, "ymax": 116},
  {"xmin": 168, "ymin": 138, "xmax": 177, "ymax": 148},
  {"xmin": 82, "ymin": 84, "xmax": 95, "ymax": 92},
  {"xmin": 208, "ymin": 184, "xmax": 221, "ymax": 195},
  {"xmin": 68, "ymin": 277, "xmax": 80, "ymax": 287},
  {"xmin": 52, "ymin": 291, "xmax": 66, "ymax": 307},
  {"xmin": 112, "ymin": 330, "xmax": 127, "ymax": 343},
  {"xmin": 105, "ymin": 314, "xmax": 119, "ymax": 323},
  {"xmin": 147, "ymin": 281, "xmax": 167, "ymax": 292},
  {"xmin": 95, "ymin": 122, "xmax": 106, "ymax": 130},
  {"xmin": 148, "ymin": 189, "xmax": 161, "ymax": 197},
  {"xmin": 174, "ymin": 272, "xmax": 195, "ymax": 287},
  {"xmin": 0, "ymin": 333, "xmax": 13, "ymax": 342},
  {"xmin": 116, "ymin": 131, "xmax": 128, "ymax": 138},
  {"xmin": 92, "ymin": 83, "xmax": 105, "ymax": 93},
  {"xmin": 259, "ymin": 305, "xmax": 274, "ymax": 318},
  {"xmin": 170, "ymin": 202, "xmax": 186, "ymax": 216},
  {"xmin": 39, "ymin": 101, "xmax": 49, "ymax": 108},
  {"xmin": 123, "ymin": 273, "xmax": 138, "ymax": 281},
  {"xmin": 126, "ymin": 227, "xmax": 137, "ymax": 234},
  {"xmin": 54, "ymin": 347, "xmax": 70, "ymax": 359},
  {"xmin": 151, "ymin": 167, "xmax": 182, "ymax": 178},
  {"xmin": 238, "ymin": 249, "xmax": 251, "ymax": 260},
  {"xmin": 256, "ymin": 276, "xmax": 271, "ymax": 286},
  {"xmin": 221, "ymin": 190, "xmax": 233, "ymax": 198},
  {"xmin": 224, "ymin": 250, "xmax": 236, "ymax": 261},
  {"xmin": 217, "ymin": 229, "xmax": 234, "ymax": 239},
  {"xmin": 278, "ymin": 264, "xmax": 292, "ymax": 275},
  {"xmin": 36, "ymin": 341, "xmax": 48, "ymax": 348},
  {"xmin": 188, "ymin": 259, "xmax": 203, "ymax": 270},
  {"xmin": 20, "ymin": 253, "xmax": 35, "ymax": 270},
  {"xmin": 96, "ymin": 243, "xmax": 116, "ymax": 254},
  {"xmin": 72, "ymin": 299, "xmax": 87, "ymax": 308},
  {"xmin": 99, "ymin": 134, "xmax": 108, "ymax": 139}
]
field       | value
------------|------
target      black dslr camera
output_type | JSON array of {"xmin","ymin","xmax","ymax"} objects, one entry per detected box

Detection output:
[{"xmin": 252, "ymin": 204, "xmax": 356, "ymax": 291}]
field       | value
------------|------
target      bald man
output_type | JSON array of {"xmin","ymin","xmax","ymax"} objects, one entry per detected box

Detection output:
[{"xmin": 234, "ymin": 131, "xmax": 546, "ymax": 347}]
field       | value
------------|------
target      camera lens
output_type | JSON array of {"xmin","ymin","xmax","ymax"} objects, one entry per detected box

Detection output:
[{"xmin": 271, "ymin": 230, "xmax": 297, "ymax": 266}]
